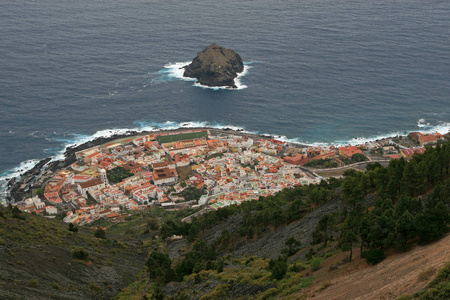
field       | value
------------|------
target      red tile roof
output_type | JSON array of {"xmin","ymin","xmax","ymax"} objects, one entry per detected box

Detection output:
[
  {"xmin": 401, "ymin": 147, "xmax": 426, "ymax": 157},
  {"xmin": 79, "ymin": 178, "xmax": 104, "ymax": 189},
  {"xmin": 419, "ymin": 134, "xmax": 437, "ymax": 145}
]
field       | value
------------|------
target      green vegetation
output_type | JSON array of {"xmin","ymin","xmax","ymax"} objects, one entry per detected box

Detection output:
[
  {"xmin": 176, "ymin": 165, "xmax": 193, "ymax": 182},
  {"xmin": 175, "ymin": 239, "xmax": 222, "ymax": 279},
  {"xmin": 94, "ymin": 227, "xmax": 106, "ymax": 239},
  {"xmin": 361, "ymin": 248, "xmax": 385, "ymax": 264},
  {"xmin": 68, "ymin": 223, "xmax": 78, "ymax": 233},
  {"xmin": 310, "ymin": 257, "xmax": 322, "ymax": 271},
  {"xmin": 158, "ymin": 182, "xmax": 323, "ymax": 241},
  {"xmin": 28, "ymin": 278, "xmax": 39, "ymax": 288},
  {"xmin": 107, "ymin": 166, "xmax": 134, "ymax": 184},
  {"xmin": 304, "ymin": 158, "xmax": 339, "ymax": 168},
  {"xmin": 4, "ymin": 141, "xmax": 450, "ymax": 299},
  {"xmin": 304, "ymin": 153, "xmax": 368, "ymax": 168},
  {"xmin": 132, "ymin": 141, "xmax": 449, "ymax": 298},
  {"xmin": 34, "ymin": 187, "xmax": 44, "ymax": 197},
  {"xmin": 399, "ymin": 261, "xmax": 450, "ymax": 300},
  {"xmin": 415, "ymin": 261, "xmax": 450, "ymax": 299},
  {"xmin": 118, "ymin": 254, "xmax": 314, "ymax": 299},
  {"xmin": 417, "ymin": 267, "xmax": 437, "ymax": 282},
  {"xmin": 158, "ymin": 140, "xmax": 450, "ymax": 264},
  {"xmin": 204, "ymin": 152, "xmax": 224, "ymax": 160},
  {"xmin": 0, "ymin": 205, "xmax": 147, "ymax": 299},
  {"xmin": 86, "ymin": 193, "xmax": 97, "ymax": 205},
  {"xmin": 71, "ymin": 247, "xmax": 90, "ymax": 261},
  {"xmin": 268, "ymin": 257, "xmax": 288, "ymax": 280},
  {"xmin": 146, "ymin": 251, "xmax": 177, "ymax": 284},
  {"xmin": 11, "ymin": 205, "xmax": 26, "ymax": 220},
  {"xmin": 157, "ymin": 131, "xmax": 208, "ymax": 144},
  {"xmin": 282, "ymin": 236, "xmax": 302, "ymax": 257},
  {"xmin": 175, "ymin": 186, "xmax": 207, "ymax": 201},
  {"xmin": 342, "ymin": 153, "xmax": 369, "ymax": 165}
]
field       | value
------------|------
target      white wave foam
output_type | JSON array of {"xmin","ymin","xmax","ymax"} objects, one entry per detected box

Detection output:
[
  {"xmin": 155, "ymin": 61, "xmax": 252, "ymax": 90},
  {"xmin": 157, "ymin": 61, "xmax": 194, "ymax": 82},
  {"xmin": 253, "ymin": 119, "xmax": 450, "ymax": 147},
  {"xmin": 423, "ymin": 121, "xmax": 450, "ymax": 135},
  {"xmin": 417, "ymin": 118, "xmax": 431, "ymax": 128},
  {"xmin": 135, "ymin": 120, "xmax": 246, "ymax": 132},
  {"xmin": 306, "ymin": 120, "xmax": 450, "ymax": 147},
  {"xmin": 0, "ymin": 159, "xmax": 42, "ymax": 204}
]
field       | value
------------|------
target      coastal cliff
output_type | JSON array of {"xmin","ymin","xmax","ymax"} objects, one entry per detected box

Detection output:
[{"xmin": 183, "ymin": 44, "xmax": 244, "ymax": 88}]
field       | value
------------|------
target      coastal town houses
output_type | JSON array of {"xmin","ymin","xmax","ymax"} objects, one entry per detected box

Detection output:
[{"xmin": 26, "ymin": 130, "xmax": 351, "ymax": 224}]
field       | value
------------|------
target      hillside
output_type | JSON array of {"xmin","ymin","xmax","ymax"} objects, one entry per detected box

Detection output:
[
  {"xmin": 114, "ymin": 142, "xmax": 450, "ymax": 299},
  {"xmin": 2, "ymin": 141, "xmax": 450, "ymax": 299},
  {"xmin": 291, "ymin": 234, "xmax": 450, "ymax": 299},
  {"xmin": 0, "ymin": 207, "xmax": 148, "ymax": 300}
]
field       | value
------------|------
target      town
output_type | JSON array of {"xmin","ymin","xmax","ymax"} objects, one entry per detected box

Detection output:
[{"xmin": 11, "ymin": 129, "xmax": 446, "ymax": 226}]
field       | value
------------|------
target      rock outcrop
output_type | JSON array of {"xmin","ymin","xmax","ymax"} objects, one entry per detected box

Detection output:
[{"xmin": 183, "ymin": 44, "xmax": 244, "ymax": 88}]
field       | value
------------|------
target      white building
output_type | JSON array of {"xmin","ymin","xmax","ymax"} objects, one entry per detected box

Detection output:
[{"xmin": 45, "ymin": 206, "xmax": 58, "ymax": 215}]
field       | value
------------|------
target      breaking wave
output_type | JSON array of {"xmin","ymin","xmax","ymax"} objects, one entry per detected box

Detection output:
[
  {"xmin": 0, "ymin": 159, "xmax": 42, "ymax": 205},
  {"xmin": 153, "ymin": 62, "xmax": 254, "ymax": 90}
]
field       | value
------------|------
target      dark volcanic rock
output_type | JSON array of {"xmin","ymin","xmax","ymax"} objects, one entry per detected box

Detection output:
[{"xmin": 183, "ymin": 44, "xmax": 244, "ymax": 88}]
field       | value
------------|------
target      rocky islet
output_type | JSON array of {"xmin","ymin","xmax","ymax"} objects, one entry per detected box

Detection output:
[{"xmin": 183, "ymin": 44, "xmax": 244, "ymax": 88}]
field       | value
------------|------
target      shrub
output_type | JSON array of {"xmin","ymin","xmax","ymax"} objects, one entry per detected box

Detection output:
[
  {"xmin": 199, "ymin": 284, "xmax": 229, "ymax": 300},
  {"xmin": 310, "ymin": 258, "xmax": 322, "ymax": 272},
  {"xmin": 28, "ymin": 279, "xmax": 39, "ymax": 288},
  {"xmin": 94, "ymin": 228, "xmax": 106, "ymax": 239},
  {"xmin": 88, "ymin": 281, "xmax": 102, "ymax": 293},
  {"xmin": 318, "ymin": 281, "xmax": 331, "ymax": 291},
  {"xmin": 68, "ymin": 223, "xmax": 78, "ymax": 233},
  {"xmin": 52, "ymin": 282, "xmax": 62, "ymax": 290},
  {"xmin": 362, "ymin": 248, "xmax": 385, "ymax": 264},
  {"xmin": 269, "ymin": 260, "xmax": 288, "ymax": 280},
  {"xmin": 418, "ymin": 267, "xmax": 436, "ymax": 282},
  {"xmin": 194, "ymin": 273, "xmax": 202, "ymax": 284},
  {"xmin": 11, "ymin": 207, "xmax": 26, "ymax": 220},
  {"xmin": 147, "ymin": 218, "xmax": 159, "ymax": 231},
  {"xmin": 290, "ymin": 263, "xmax": 307, "ymax": 272},
  {"xmin": 71, "ymin": 248, "xmax": 89, "ymax": 261}
]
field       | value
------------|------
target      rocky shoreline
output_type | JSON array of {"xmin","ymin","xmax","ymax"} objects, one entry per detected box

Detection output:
[{"xmin": 7, "ymin": 130, "xmax": 139, "ymax": 203}]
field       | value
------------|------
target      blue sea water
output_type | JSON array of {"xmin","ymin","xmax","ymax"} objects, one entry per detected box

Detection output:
[{"xmin": 1, "ymin": 0, "xmax": 449, "ymax": 200}]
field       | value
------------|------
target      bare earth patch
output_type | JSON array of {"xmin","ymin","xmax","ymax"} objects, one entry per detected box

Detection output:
[{"xmin": 295, "ymin": 234, "xmax": 450, "ymax": 300}]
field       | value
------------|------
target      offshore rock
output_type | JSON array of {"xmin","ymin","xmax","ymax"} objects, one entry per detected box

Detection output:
[{"xmin": 183, "ymin": 44, "xmax": 244, "ymax": 88}]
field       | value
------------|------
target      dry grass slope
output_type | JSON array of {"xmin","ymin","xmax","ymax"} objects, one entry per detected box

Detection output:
[{"xmin": 292, "ymin": 234, "xmax": 450, "ymax": 300}]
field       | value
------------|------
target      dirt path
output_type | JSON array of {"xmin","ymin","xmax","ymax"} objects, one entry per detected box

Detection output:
[{"xmin": 297, "ymin": 234, "xmax": 450, "ymax": 300}]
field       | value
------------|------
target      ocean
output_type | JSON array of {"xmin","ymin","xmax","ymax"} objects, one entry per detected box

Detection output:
[{"xmin": 1, "ymin": 0, "xmax": 449, "ymax": 200}]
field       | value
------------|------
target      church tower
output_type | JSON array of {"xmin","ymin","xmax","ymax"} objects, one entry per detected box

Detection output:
[{"xmin": 99, "ymin": 168, "xmax": 108, "ymax": 184}]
